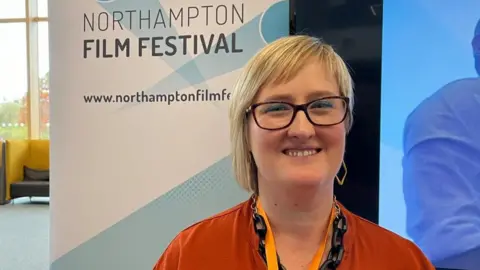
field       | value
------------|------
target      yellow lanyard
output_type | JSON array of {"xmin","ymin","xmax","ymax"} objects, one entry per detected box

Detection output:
[{"xmin": 256, "ymin": 199, "xmax": 336, "ymax": 270}]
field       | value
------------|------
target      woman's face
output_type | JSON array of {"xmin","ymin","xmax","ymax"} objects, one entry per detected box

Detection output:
[{"xmin": 248, "ymin": 61, "xmax": 347, "ymax": 190}]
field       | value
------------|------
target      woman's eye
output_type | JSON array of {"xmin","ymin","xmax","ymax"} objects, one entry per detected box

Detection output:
[
  {"xmin": 311, "ymin": 100, "xmax": 334, "ymax": 108},
  {"xmin": 267, "ymin": 105, "xmax": 287, "ymax": 111},
  {"xmin": 262, "ymin": 103, "xmax": 290, "ymax": 113}
]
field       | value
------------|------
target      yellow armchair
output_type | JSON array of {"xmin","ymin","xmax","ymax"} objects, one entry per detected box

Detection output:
[{"xmin": 1, "ymin": 139, "xmax": 50, "ymax": 202}]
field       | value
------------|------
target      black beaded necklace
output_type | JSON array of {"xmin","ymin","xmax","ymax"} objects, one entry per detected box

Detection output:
[{"xmin": 251, "ymin": 196, "xmax": 348, "ymax": 270}]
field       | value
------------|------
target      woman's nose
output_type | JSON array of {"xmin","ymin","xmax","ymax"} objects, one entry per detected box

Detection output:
[{"xmin": 287, "ymin": 111, "xmax": 315, "ymax": 139}]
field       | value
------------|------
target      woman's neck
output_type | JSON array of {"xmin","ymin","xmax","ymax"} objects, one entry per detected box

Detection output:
[{"xmin": 257, "ymin": 182, "xmax": 334, "ymax": 243}]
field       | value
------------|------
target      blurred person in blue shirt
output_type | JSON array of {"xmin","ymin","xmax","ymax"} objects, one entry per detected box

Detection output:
[{"xmin": 402, "ymin": 20, "xmax": 480, "ymax": 270}]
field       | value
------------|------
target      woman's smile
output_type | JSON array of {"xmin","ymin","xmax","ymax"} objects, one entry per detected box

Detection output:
[{"xmin": 282, "ymin": 148, "xmax": 322, "ymax": 157}]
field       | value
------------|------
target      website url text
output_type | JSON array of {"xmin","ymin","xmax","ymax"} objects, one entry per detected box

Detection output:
[{"xmin": 83, "ymin": 89, "xmax": 231, "ymax": 105}]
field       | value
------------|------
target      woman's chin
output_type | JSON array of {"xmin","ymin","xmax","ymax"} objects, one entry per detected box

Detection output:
[{"xmin": 282, "ymin": 174, "xmax": 330, "ymax": 187}]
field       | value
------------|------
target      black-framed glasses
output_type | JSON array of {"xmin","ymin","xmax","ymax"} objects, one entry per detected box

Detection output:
[{"xmin": 246, "ymin": 96, "xmax": 349, "ymax": 130}]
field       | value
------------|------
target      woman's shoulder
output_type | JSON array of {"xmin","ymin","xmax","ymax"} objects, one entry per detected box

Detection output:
[
  {"xmin": 153, "ymin": 199, "xmax": 254, "ymax": 269},
  {"xmin": 183, "ymin": 199, "xmax": 250, "ymax": 234},
  {"xmin": 343, "ymin": 207, "xmax": 435, "ymax": 269},
  {"xmin": 345, "ymin": 207, "xmax": 407, "ymax": 243},
  {"xmin": 168, "ymin": 198, "xmax": 253, "ymax": 249}
]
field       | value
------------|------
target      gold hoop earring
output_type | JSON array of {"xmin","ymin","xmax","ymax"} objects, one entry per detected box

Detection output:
[{"xmin": 335, "ymin": 161, "xmax": 348, "ymax": 186}]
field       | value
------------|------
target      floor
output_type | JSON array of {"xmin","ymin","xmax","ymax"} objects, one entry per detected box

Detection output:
[{"xmin": 0, "ymin": 197, "xmax": 49, "ymax": 270}]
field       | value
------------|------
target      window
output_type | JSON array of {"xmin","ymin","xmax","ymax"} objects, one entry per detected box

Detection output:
[
  {"xmin": 0, "ymin": 0, "xmax": 49, "ymax": 140},
  {"xmin": 0, "ymin": 1, "xmax": 25, "ymax": 19},
  {"xmin": 38, "ymin": 21, "xmax": 49, "ymax": 139},
  {"xmin": 0, "ymin": 23, "xmax": 28, "ymax": 140},
  {"xmin": 38, "ymin": 0, "xmax": 48, "ymax": 17}
]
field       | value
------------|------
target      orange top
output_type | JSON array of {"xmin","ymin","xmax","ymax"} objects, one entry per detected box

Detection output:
[{"xmin": 153, "ymin": 198, "xmax": 435, "ymax": 270}]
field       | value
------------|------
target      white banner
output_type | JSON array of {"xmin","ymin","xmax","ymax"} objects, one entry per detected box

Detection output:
[{"xmin": 48, "ymin": 0, "xmax": 289, "ymax": 269}]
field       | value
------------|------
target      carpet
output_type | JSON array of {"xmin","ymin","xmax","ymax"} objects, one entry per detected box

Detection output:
[{"xmin": 0, "ymin": 197, "xmax": 49, "ymax": 270}]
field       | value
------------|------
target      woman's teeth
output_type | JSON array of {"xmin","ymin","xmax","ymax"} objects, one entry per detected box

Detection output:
[{"xmin": 284, "ymin": 149, "xmax": 319, "ymax": 157}]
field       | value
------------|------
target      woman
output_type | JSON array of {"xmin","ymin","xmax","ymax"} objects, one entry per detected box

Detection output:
[{"xmin": 153, "ymin": 35, "xmax": 435, "ymax": 270}]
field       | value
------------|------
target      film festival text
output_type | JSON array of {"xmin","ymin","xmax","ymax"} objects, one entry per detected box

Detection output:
[{"xmin": 82, "ymin": 4, "xmax": 245, "ymax": 59}]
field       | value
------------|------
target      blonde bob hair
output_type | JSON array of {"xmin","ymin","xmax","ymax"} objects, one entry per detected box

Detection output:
[{"xmin": 229, "ymin": 35, "xmax": 355, "ymax": 194}]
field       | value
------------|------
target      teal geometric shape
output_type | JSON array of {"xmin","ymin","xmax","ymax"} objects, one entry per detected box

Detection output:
[
  {"xmin": 50, "ymin": 156, "xmax": 249, "ymax": 270},
  {"xmin": 260, "ymin": 0, "xmax": 290, "ymax": 43}
]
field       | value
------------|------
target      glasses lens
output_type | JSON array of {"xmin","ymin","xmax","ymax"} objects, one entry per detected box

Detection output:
[
  {"xmin": 254, "ymin": 102, "xmax": 293, "ymax": 129},
  {"xmin": 307, "ymin": 98, "xmax": 347, "ymax": 125}
]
